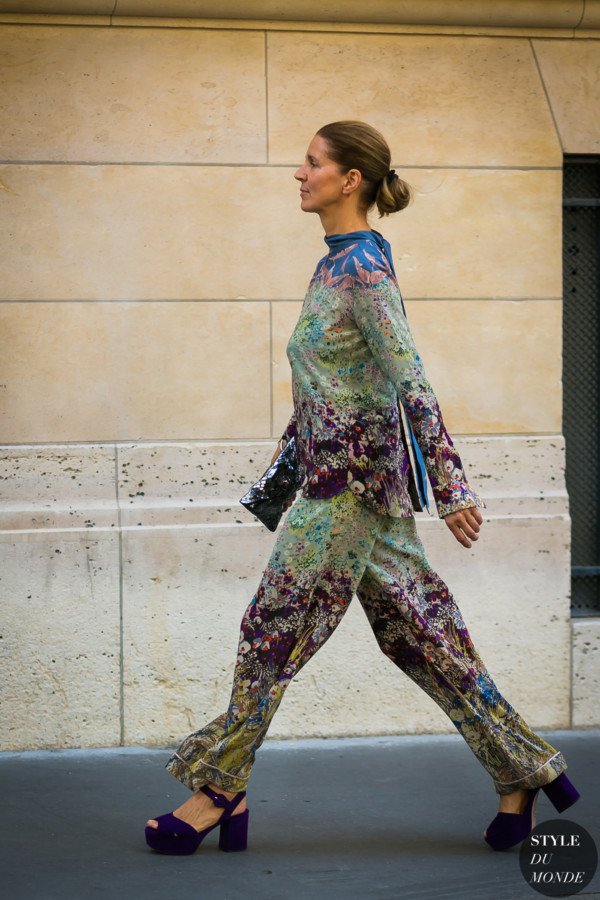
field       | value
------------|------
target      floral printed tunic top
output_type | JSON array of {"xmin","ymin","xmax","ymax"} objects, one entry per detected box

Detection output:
[{"xmin": 279, "ymin": 228, "xmax": 486, "ymax": 520}]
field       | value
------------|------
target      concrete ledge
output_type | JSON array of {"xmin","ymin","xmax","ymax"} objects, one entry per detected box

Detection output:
[
  {"xmin": 0, "ymin": 434, "xmax": 569, "ymax": 532},
  {"xmin": 0, "ymin": 0, "xmax": 598, "ymax": 30}
]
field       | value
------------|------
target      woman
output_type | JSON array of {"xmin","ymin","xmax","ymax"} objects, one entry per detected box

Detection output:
[{"xmin": 145, "ymin": 120, "xmax": 580, "ymax": 856}]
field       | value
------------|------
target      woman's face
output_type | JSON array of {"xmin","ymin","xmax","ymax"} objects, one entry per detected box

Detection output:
[{"xmin": 294, "ymin": 134, "xmax": 348, "ymax": 214}]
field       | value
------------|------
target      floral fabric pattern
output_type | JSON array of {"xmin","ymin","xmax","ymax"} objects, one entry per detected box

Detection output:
[
  {"xmin": 166, "ymin": 488, "xmax": 566, "ymax": 795},
  {"xmin": 280, "ymin": 230, "xmax": 486, "ymax": 519}
]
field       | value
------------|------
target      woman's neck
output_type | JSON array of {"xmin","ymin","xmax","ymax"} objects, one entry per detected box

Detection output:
[{"xmin": 319, "ymin": 209, "xmax": 371, "ymax": 237}]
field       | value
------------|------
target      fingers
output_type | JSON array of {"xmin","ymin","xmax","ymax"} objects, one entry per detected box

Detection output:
[
  {"xmin": 461, "ymin": 507, "xmax": 483, "ymax": 537},
  {"xmin": 446, "ymin": 519, "xmax": 472, "ymax": 548},
  {"xmin": 467, "ymin": 506, "xmax": 484, "ymax": 526},
  {"xmin": 444, "ymin": 507, "xmax": 484, "ymax": 548}
]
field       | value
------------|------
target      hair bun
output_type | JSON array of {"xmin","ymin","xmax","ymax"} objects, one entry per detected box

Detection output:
[
  {"xmin": 315, "ymin": 121, "xmax": 412, "ymax": 217},
  {"xmin": 378, "ymin": 166, "xmax": 412, "ymax": 216}
]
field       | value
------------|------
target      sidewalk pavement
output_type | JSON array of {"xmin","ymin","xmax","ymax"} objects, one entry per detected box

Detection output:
[{"xmin": 1, "ymin": 730, "xmax": 599, "ymax": 900}]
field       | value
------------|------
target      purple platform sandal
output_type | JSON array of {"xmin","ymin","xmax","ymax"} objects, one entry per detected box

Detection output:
[
  {"xmin": 145, "ymin": 784, "xmax": 250, "ymax": 855},
  {"xmin": 484, "ymin": 773, "xmax": 580, "ymax": 852}
]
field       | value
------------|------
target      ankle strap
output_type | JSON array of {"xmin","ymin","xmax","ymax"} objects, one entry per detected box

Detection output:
[{"xmin": 200, "ymin": 784, "xmax": 246, "ymax": 819}]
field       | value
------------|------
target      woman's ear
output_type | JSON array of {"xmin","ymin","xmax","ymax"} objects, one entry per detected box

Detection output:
[{"xmin": 342, "ymin": 168, "xmax": 362, "ymax": 195}]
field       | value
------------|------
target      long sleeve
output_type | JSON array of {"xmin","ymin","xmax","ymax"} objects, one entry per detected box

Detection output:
[
  {"xmin": 279, "ymin": 410, "xmax": 297, "ymax": 447},
  {"xmin": 351, "ymin": 272, "xmax": 486, "ymax": 518}
]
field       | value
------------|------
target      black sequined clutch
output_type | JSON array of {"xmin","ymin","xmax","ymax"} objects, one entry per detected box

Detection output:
[{"xmin": 239, "ymin": 438, "xmax": 303, "ymax": 532}]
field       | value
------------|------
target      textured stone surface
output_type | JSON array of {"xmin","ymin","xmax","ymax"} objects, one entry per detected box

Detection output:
[
  {"xmin": 408, "ymin": 299, "xmax": 563, "ymax": 434},
  {"xmin": 272, "ymin": 300, "xmax": 302, "ymax": 437},
  {"xmin": 0, "ymin": 435, "xmax": 571, "ymax": 748},
  {"xmin": 0, "ymin": 444, "xmax": 117, "ymax": 531},
  {"xmin": 451, "ymin": 434, "xmax": 569, "ymax": 518},
  {"xmin": 0, "ymin": 24, "xmax": 266, "ymax": 162},
  {"xmin": 0, "ymin": 1, "xmax": 596, "ymax": 30},
  {"xmin": 114, "ymin": 1, "xmax": 599, "ymax": 29},
  {"xmin": 581, "ymin": 5, "xmax": 600, "ymax": 28},
  {"xmin": 121, "ymin": 522, "xmax": 277, "ymax": 744},
  {"xmin": 117, "ymin": 441, "xmax": 279, "ymax": 528},
  {"xmin": 0, "ymin": 529, "xmax": 120, "ymax": 751},
  {"xmin": 267, "ymin": 31, "xmax": 561, "ymax": 167},
  {"xmin": 533, "ymin": 38, "xmax": 600, "ymax": 153},
  {"xmin": 374, "ymin": 168, "xmax": 563, "ymax": 302},
  {"xmin": 0, "ymin": 301, "xmax": 270, "ymax": 443},
  {"xmin": 0, "ymin": 165, "xmax": 561, "ymax": 302},
  {"xmin": 0, "ymin": 2, "xmax": 114, "ymax": 13},
  {"xmin": 572, "ymin": 618, "xmax": 600, "ymax": 728}
]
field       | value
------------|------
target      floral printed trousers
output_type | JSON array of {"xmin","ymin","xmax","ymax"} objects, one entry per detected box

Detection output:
[{"xmin": 165, "ymin": 488, "xmax": 567, "ymax": 796}]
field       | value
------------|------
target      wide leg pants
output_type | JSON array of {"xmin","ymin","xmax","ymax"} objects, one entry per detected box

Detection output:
[{"xmin": 165, "ymin": 488, "xmax": 567, "ymax": 795}]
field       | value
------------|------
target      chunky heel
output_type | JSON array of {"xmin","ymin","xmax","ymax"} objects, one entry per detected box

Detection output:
[
  {"xmin": 145, "ymin": 784, "xmax": 249, "ymax": 855},
  {"xmin": 541, "ymin": 773, "xmax": 580, "ymax": 813},
  {"xmin": 219, "ymin": 807, "xmax": 250, "ymax": 852}
]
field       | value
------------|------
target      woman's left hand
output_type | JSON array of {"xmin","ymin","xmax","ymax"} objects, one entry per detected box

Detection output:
[{"xmin": 443, "ymin": 506, "xmax": 484, "ymax": 548}]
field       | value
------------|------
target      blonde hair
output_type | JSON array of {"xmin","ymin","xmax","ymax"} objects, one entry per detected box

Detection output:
[{"xmin": 316, "ymin": 120, "xmax": 412, "ymax": 218}]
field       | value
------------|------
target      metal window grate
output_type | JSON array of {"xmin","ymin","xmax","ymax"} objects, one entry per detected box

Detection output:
[{"xmin": 562, "ymin": 156, "xmax": 600, "ymax": 616}]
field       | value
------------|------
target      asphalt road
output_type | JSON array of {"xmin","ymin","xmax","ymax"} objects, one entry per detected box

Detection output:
[{"xmin": 1, "ymin": 730, "xmax": 599, "ymax": 900}]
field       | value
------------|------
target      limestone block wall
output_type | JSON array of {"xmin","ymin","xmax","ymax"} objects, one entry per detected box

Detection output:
[{"xmin": 0, "ymin": 8, "xmax": 599, "ymax": 750}]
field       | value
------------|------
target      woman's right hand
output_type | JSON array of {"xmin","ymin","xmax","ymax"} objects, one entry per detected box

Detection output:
[{"xmin": 442, "ymin": 506, "xmax": 483, "ymax": 548}]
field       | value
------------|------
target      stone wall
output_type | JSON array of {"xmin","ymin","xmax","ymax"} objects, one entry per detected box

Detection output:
[{"xmin": 1, "ymin": 8, "xmax": 599, "ymax": 749}]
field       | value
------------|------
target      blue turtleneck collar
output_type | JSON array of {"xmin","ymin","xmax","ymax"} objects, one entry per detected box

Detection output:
[{"xmin": 323, "ymin": 228, "xmax": 397, "ymax": 278}]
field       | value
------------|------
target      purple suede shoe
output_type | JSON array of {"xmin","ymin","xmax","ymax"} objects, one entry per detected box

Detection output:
[
  {"xmin": 484, "ymin": 773, "xmax": 580, "ymax": 852},
  {"xmin": 543, "ymin": 772, "xmax": 581, "ymax": 813},
  {"xmin": 145, "ymin": 784, "xmax": 249, "ymax": 855}
]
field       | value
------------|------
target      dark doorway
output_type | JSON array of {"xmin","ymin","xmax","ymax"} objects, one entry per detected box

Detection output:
[{"xmin": 563, "ymin": 157, "xmax": 600, "ymax": 616}]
